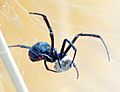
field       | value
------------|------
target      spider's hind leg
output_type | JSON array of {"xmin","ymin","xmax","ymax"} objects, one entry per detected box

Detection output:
[{"xmin": 8, "ymin": 45, "xmax": 31, "ymax": 49}]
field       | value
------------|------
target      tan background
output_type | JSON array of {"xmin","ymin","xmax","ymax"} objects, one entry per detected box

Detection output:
[{"xmin": 0, "ymin": 0, "xmax": 120, "ymax": 92}]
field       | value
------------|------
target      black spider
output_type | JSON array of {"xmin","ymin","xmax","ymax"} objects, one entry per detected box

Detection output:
[{"xmin": 9, "ymin": 12, "xmax": 110, "ymax": 79}]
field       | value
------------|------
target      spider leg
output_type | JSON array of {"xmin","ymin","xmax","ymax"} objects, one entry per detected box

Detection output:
[
  {"xmin": 8, "ymin": 45, "xmax": 30, "ymax": 49},
  {"xmin": 63, "ymin": 33, "xmax": 110, "ymax": 62},
  {"xmin": 44, "ymin": 60, "xmax": 58, "ymax": 73},
  {"xmin": 60, "ymin": 39, "xmax": 77, "ymax": 66},
  {"xmin": 29, "ymin": 12, "xmax": 54, "ymax": 55},
  {"xmin": 73, "ymin": 63, "xmax": 79, "ymax": 79}
]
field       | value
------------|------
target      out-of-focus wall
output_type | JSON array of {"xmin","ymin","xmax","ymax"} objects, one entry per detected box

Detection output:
[{"xmin": 0, "ymin": 0, "xmax": 120, "ymax": 92}]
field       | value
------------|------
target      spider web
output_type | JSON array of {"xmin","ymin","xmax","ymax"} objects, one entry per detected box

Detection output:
[{"xmin": 0, "ymin": 0, "xmax": 120, "ymax": 92}]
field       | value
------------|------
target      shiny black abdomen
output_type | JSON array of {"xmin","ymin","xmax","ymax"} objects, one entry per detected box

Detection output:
[{"xmin": 28, "ymin": 42, "xmax": 51, "ymax": 62}]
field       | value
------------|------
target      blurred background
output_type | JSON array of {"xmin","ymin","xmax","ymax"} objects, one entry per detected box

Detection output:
[{"xmin": 0, "ymin": 0, "xmax": 120, "ymax": 92}]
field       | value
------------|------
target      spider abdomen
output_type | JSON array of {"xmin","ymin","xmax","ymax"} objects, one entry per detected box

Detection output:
[{"xmin": 28, "ymin": 42, "xmax": 51, "ymax": 62}]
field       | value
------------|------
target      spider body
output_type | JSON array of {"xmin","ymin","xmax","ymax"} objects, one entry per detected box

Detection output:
[
  {"xmin": 28, "ymin": 42, "xmax": 56, "ymax": 62},
  {"xmin": 9, "ymin": 12, "xmax": 110, "ymax": 79}
]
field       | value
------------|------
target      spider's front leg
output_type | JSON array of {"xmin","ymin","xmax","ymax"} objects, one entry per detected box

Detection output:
[
  {"xmin": 29, "ymin": 12, "xmax": 55, "ymax": 55},
  {"xmin": 60, "ymin": 38, "xmax": 77, "ymax": 66},
  {"xmin": 59, "ymin": 40, "xmax": 79, "ymax": 79},
  {"xmin": 44, "ymin": 60, "xmax": 58, "ymax": 73},
  {"xmin": 29, "ymin": 12, "xmax": 60, "ymax": 68},
  {"xmin": 64, "ymin": 33, "xmax": 110, "ymax": 62},
  {"xmin": 73, "ymin": 63, "xmax": 79, "ymax": 79}
]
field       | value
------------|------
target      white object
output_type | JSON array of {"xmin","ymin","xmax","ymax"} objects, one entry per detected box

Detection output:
[
  {"xmin": 54, "ymin": 55, "xmax": 73, "ymax": 72},
  {"xmin": 0, "ymin": 31, "xmax": 29, "ymax": 92},
  {"xmin": 54, "ymin": 55, "xmax": 79, "ymax": 79}
]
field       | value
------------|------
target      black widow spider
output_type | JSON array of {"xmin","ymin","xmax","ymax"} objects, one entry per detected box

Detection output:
[{"xmin": 9, "ymin": 12, "xmax": 110, "ymax": 79}]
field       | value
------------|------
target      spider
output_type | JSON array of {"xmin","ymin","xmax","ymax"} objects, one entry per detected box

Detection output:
[{"xmin": 9, "ymin": 12, "xmax": 110, "ymax": 79}]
